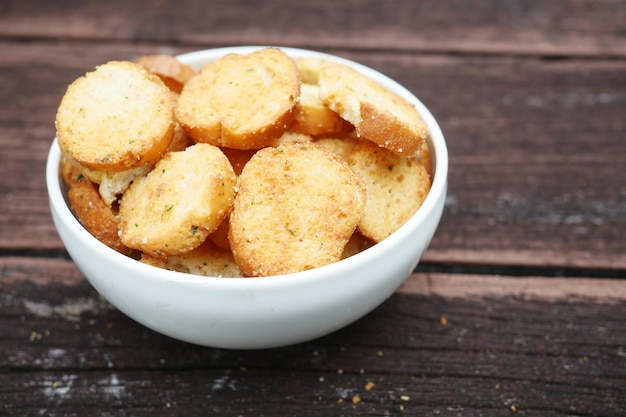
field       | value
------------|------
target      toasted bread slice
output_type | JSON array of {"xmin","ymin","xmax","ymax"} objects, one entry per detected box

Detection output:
[
  {"xmin": 348, "ymin": 140, "xmax": 431, "ymax": 242},
  {"xmin": 314, "ymin": 134, "xmax": 363, "ymax": 162},
  {"xmin": 318, "ymin": 63, "xmax": 428, "ymax": 157},
  {"xmin": 60, "ymin": 90, "xmax": 188, "ymax": 207},
  {"xmin": 267, "ymin": 130, "xmax": 314, "ymax": 147},
  {"xmin": 62, "ymin": 153, "xmax": 152, "ymax": 206},
  {"xmin": 220, "ymin": 147, "xmax": 258, "ymax": 176},
  {"xmin": 56, "ymin": 61, "xmax": 175, "ymax": 172},
  {"xmin": 140, "ymin": 240, "xmax": 242, "ymax": 277},
  {"xmin": 290, "ymin": 84, "xmax": 353, "ymax": 136},
  {"xmin": 136, "ymin": 54, "xmax": 196, "ymax": 94},
  {"xmin": 219, "ymin": 132, "xmax": 313, "ymax": 177},
  {"xmin": 166, "ymin": 91, "xmax": 195, "ymax": 153},
  {"xmin": 118, "ymin": 143, "xmax": 237, "ymax": 257},
  {"xmin": 67, "ymin": 177, "xmax": 135, "ymax": 257},
  {"xmin": 229, "ymin": 142, "xmax": 366, "ymax": 276},
  {"xmin": 207, "ymin": 214, "xmax": 231, "ymax": 251},
  {"xmin": 175, "ymin": 48, "xmax": 301, "ymax": 150},
  {"xmin": 60, "ymin": 154, "xmax": 86, "ymax": 187},
  {"xmin": 295, "ymin": 57, "xmax": 332, "ymax": 84}
]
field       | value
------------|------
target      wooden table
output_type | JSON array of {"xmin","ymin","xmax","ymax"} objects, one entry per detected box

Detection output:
[{"xmin": 1, "ymin": 1, "xmax": 625, "ymax": 415}]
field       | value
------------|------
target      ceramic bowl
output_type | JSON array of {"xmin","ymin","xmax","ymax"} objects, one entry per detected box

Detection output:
[{"xmin": 46, "ymin": 46, "xmax": 448, "ymax": 349}]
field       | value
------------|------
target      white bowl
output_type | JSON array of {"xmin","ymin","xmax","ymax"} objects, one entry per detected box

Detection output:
[{"xmin": 46, "ymin": 46, "xmax": 448, "ymax": 349}]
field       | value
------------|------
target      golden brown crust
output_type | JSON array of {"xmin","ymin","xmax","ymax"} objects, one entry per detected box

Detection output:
[
  {"xmin": 220, "ymin": 147, "xmax": 258, "ymax": 176},
  {"xmin": 207, "ymin": 214, "xmax": 231, "ymax": 251},
  {"xmin": 347, "ymin": 140, "xmax": 431, "ymax": 242},
  {"xmin": 290, "ymin": 84, "xmax": 353, "ymax": 136},
  {"xmin": 136, "ymin": 54, "xmax": 197, "ymax": 94},
  {"xmin": 61, "ymin": 152, "xmax": 152, "ymax": 207},
  {"xmin": 118, "ymin": 143, "xmax": 237, "ymax": 257},
  {"xmin": 60, "ymin": 154, "xmax": 87, "ymax": 187},
  {"xmin": 140, "ymin": 240, "xmax": 242, "ymax": 277},
  {"xmin": 67, "ymin": 177, "xmax": 134, "ymax": 256},
  {"xmin": 318, "ymin": 63, "xmax": 428, "ymax": 157},
  {"xmin": 229, "ymin": 142, "xmax": 366, "ymax": 277},
  {"xmin": 175, "ymin": 48, "xmax": 301, "ymax": 150},
  {"xmin": 56, "ymin": 61, "xmax": 175, "ymax": 172}
]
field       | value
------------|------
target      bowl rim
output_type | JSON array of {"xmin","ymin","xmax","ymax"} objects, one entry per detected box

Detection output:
[{"xmin": 46, "ymin": 46, "xmax": 448, "ymax": 288}]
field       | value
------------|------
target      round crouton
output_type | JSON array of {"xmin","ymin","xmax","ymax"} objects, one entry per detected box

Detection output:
[
  {"xmin": 348, "ymin": 140, "xmax": 431, "ymax": 242},
  {"xmin": 229, "ymin": 142, "xmax": 366, "ymax": 277},
  {"xmin": 136, "ymin": 54, "xmax": 197, "ymax": 93},
  {"xmin": 318, "ymin": 63, "xmax": 429, "ymax": 157},
  {"xmin": 175, "ymin": 48, "xmax": 301, "ymax": 150},
  {"xmin": 55, "ymin": 61, "xmax": 175, "ymax": 172},
  {"xmin": 118, "ymin": 143, "xmax": 237, "ymax": 257}
]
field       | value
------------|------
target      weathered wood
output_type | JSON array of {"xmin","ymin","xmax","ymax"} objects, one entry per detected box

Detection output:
[
  {"xmin": 1, "ymin": 0, "xmax": 625, "ymax": 58},
  {"xmin": 2, "ymin": 1, "xmax": 625, "ymax": 415},
  {"xmin": 1, "ymin": 42, "xmax": 624, "ymax": 269},
  {"xmin": 1, "ymin": 257, "xmax": 624, "ymax": 416}
]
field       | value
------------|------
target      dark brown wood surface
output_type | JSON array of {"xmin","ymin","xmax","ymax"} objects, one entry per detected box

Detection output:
[{"xmin": 1, "ymin": 1, "xmax": 625, "ymax": 416}]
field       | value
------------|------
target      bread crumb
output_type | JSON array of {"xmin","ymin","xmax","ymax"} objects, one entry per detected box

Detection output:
[
  {"xmin": 365, "ymin": 382, "xmax": 375, "ymax": 391},
  {"xmin": 440, "ymin": 316, "xmax": 449, "ymax": 326},
  {"xmin": 352, "ymin": 395, "xmax": 361, "ymax": 404}
]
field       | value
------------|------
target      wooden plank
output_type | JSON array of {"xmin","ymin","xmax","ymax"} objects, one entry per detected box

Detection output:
[
  {"xmin": 1, "ymin": 257, "xmax": 625, "ymax": 416},
  {"xmin": 1, "ymin": 42, "xmax": 624, "ymax": 269},
  {"xmin": 0, "ymin": 0, "xmax": 625, "ymax": 58}
]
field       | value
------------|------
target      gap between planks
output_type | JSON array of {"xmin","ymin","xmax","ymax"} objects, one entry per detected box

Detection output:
[{"xmin": 400, "ymin": 272, "xmax": 626, "ymax": 303}]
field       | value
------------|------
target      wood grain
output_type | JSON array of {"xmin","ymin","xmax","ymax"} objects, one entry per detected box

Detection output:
[
  {"xmin": 1, "ymin": 42, "xmax": 624, "ymax": 269},
  {"xmin": 1, "ymin": 257, "xmax": 624, "ymax": 416},
  {"xmin": 2, "ymin": 1, "xmax": 625, "ymax": 416},
  {"xmin": 1, "ymin": 0, "xmax": 625, "ymax": 57}
]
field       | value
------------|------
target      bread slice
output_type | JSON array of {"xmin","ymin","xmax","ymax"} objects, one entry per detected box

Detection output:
[
  {"xmin": 207, "ymin": 214, "xmax": 231, "ymax": 251},
  {"xmin": 347, "ymin": 140, "xmax": 431, "ymax": 242},
  {"xmin": 220, "ymin": 147, "xmax": 258, "ymax": 176},
  {"xmin": 318, "ymin": 63, "xmax": 428, "ymax": 157},
  {"xmin": 140, "ymin": 240, "xmax": 242, "ymax": 277},
  {"xmin": 61, "ymin": 153, "xmax": 152, "ymax": 207},
  {"xmin": 295, "ymin": 57, "xmax": 332, "ymax": 84},
  {"xmin": 118, "ymin": 143, "xmax": 237, "ymax": 257},
  {"xmin": 55, "ymin": 61, "xmax": 175, "ymax": 172},
  {"xmin": 136, "ymin": 54, "xmax": 196, "ymax": 94},
  {"xmin": 314, "ymin": 134, "xmax": 363, "ymax": 162},
  {"xmin": 175, "ymin": 48, "xmax": 301, "ymax": 150},
  {"xmin": 268, "ymin": 130, "xmax": 314, "ymax": 147},
  {"xmin": 66, "ymin": 176, "xmax": 135, "ymax": 257},
  {"xmin": 229, "ymin": 142, "xmax": 366, "ymax": 276},
  {"xmin": 290, "ymin": 83, "xmax": 353, "ymax": 136}
]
